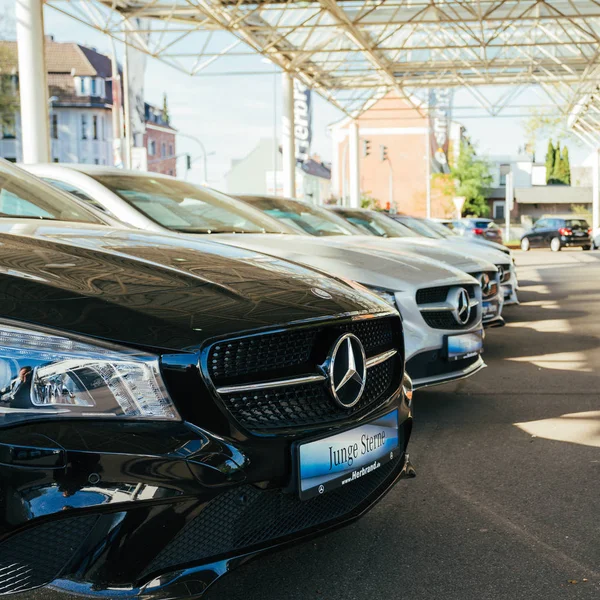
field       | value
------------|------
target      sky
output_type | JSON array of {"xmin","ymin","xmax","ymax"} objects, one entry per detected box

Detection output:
[{"xmin": 1, "ymin": 0, "xmax": 593, "ymax": 189}]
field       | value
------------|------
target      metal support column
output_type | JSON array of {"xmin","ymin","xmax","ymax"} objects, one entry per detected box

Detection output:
[
  {"xmin": 15, "ymin": 0, "xmax": 50, "ymax": 163},
  {"xmin": 349, "ymin": 121, "xmax": 360, "ymax": 208},
  {"xmin": 281, "ymin": 72, "xmax": 296, "ymax": 198},
  {"xmin": 593, "ymin": 147, "xmax": 600, "ymax": 233}
]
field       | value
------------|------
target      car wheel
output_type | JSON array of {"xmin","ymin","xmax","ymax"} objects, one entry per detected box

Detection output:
[
  {"xmin": 550, "ymin": 237, "xmax": 562, "ymax": 252},
  {"xmin": 520, "ymin": 238, "xmax": 530, "ymax": 251},
  {"xmin": 583, "ymin": 245, "xmax": 591, "ymax": 251}
]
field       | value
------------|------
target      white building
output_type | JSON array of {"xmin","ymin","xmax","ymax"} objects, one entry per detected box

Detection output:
[{"xmin": 0, "ymin": 39, "xmax": 114, "ymax": 165}]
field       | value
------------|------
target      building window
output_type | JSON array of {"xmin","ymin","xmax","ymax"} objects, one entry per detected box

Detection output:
[
  {"xmin": 169, "ymin": 144, "xmax": 173, "ymax": 157},
  {"xmin": 100, "ymin": 116, "xmax": 105, "ymax": 141},
  {"xmin": 94, "ymin": 158, "xmax": 99, "ymax": 165},
  {"xmin": 80, "ymin": 77, "xmax": 86, "ymax": 95},
  {"xmin": 493, "ymin": 201, "xmax": 506, "ymax": 220},
  {"xmin": 499, "ymin": 164, "xmax": 510, "ymax": 186},
  {"xmin": 148, "ymin": 139, "xmax": 156, "ymax": 156},
  {"xmin": 93, "ymin": 115, "xmax": 98, "ymax": 140},
  {"xmin": 81, "ymin": 114, "xmax": 88, "ymax": 140},
  {"xmin": 161, "ymin": 142, "xmax": 166, "ymax": 157},
  {"xmin": 168, "ymin": 169, "xmax": 173, "ymax": 176},
  {"xmin": 50, "ymin": 114, "xmax": 58, "ymax": 139},
  {"xmin": 91, "ymin": 78, "xmax": 97, "ymax": 96}
]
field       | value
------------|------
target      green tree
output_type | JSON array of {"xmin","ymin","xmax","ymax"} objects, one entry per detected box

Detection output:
[
  {"xmin": 161, "ymin": 92, "xmax": 169, "ymax": 124},
  {"xmin": 545, "ymin": 139, "xmax": 555, "ymax": 184},
  {"xmin": 0, "ymin": 44, "xmax": 18, "ymax": 135},
  {"xmin": 450, "ymin": 141, "xmax": 492, "ymax": 217},
  {"xmin": 562, "ymin": 146, "xmax": 571, "ymax": 185}
]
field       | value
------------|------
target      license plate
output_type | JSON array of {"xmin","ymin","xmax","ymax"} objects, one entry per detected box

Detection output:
[
  {"xmin": 297, "ymin": 410, "xmax": 400, "ymax": 500},
  {"xmin": 482, "ymin": 301, "xmax": 498, "ymax": 317},
  {"xmin": 446, "ymin": 329, "xmax": 484, "ymax": 361}
]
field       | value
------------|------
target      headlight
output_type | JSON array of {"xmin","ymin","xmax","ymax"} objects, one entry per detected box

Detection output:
[
  {"xmin": 358, "ymin": 284, "xmax": 398, "ymax": 307},
  {"xmin": 0, "ymin": 322, "xmax": 179, "ymax": 425}
]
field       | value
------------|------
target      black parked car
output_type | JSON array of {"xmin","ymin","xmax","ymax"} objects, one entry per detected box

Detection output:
[
  {"xmin": 520, "ymin": 216, "xmax": 591, "ymax": 251},
  {"xmin": 0, "ymin": 161, "xmax": 414, "ymax": 598}
]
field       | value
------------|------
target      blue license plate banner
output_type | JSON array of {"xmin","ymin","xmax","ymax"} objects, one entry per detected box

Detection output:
[
  {"xmin": 298, "ymin": 410, "xmax": 399, "ymax": 500},
  {"xmin": 447, "ymin": 329, "xmax": 484, "ymax": 361}
]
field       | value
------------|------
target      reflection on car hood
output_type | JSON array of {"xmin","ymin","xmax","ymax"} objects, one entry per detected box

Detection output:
[
  {"xmin": 382, "ymin": 237, "xmax": 508, "ymax": 266},
  {"xmin": 211, "ymin": 233, "xmax": 478, "ymax": 290},
  {"xmin": 0, "ymin": 220, "xmax": 392, "ymax": 351},
  {"xmin": 444, "ymin": 236, "xmax": 511, "ymax": 256}
]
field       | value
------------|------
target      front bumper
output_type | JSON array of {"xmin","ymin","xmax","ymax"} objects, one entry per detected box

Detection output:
[
  {"xmin": 396, "ymin": 289, "xmax": 485, "ymax": 390},
  {"xmin": 0, "ymin": 396, "xmax": 413, "ymax": 598},
  {"xmin": 482, "ymin": 293, "xmax": 504, "ymax": 327}
]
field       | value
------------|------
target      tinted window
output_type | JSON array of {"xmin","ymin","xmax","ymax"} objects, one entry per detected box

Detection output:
[
  {"xmin": 534, "ymin": 219, "xmax": 548, "ymax": 229},
  {"xmin": 394, "ymin": 216, "xmax": 441, "ymax": 239},
  {"xmin": 87, "ymin": 175, "xmax": 289, "ymax": 234},
  {"xmin": 0, "ymin": 161, "xmax": 104, "ymax": 224},
  {"xmin": 566, "ymin": 219, "xmax": 589, "ymax": 230},
  {"xmin": 334, "ymin": 210, "xmax": 419, "ymax": 238},
  {"xmin": 42, "ymin": 178, "xmax": 117, "ymax": 218},
  {"xmin": 240, "ymin": 196, "xmax": 358, "ymax": 236}
]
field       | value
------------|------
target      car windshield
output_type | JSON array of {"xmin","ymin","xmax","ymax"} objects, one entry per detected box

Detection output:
[
  {"xmin": 88, "ymin": 175, "xmax": 290, "ymax": 234},
  {"xmin": 470, "ymin": 220, "xmax": 494, "ymax": 229},
  {"xmin": 424, "ymin": 219, "xmax": 456, "ymax": 238},
  {"xmin": 334, "ymin": 209, "xmax": 420, "ymax": 238},
  {"xmin": 565, "ymin": 219, "xmax": 589, "ymax": 230},
  {"xmin": 394, "ymin": 216, "xmax": 443, "ymax": 239},
  {"xmin": 0, "ymin": 161, "xmax": 104, "ymax": 224},
  {"xmin": 239, "ymin": 196, "xmax": 359, "ymax": 236}
]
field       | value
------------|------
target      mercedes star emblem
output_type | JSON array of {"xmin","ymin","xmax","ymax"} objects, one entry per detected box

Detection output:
[
  {"xmin": 448, "ymin": 287, "xmax": 472, "ymax": 326},
  {"xmin": 497, "ymin": 265, "xmax": 505, "ymax": 282},
  {"xmin": 478, "ymin": 272, "xmax": 492, "ymax": 296},
  {"xmin": 327, "ymin": 333, "xmax": 367, "ymax": 408}
]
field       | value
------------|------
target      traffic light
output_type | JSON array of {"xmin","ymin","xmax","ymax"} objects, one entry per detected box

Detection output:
[
  {"xmin": 362, "ymin": 139, "xmax": 371, "ymax": 157},
  {"xmin": 380, "ymin": 144, "xmax": 388, "ymax": 161},
  {"xmin": 186, "ymin": 153, "xmax": 192, "ymax": 170}
]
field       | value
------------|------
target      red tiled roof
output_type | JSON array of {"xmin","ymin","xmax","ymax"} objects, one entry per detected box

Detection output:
[{"xmin": 0, "ymin": 40, "xmax": 112, "ymax": 76}]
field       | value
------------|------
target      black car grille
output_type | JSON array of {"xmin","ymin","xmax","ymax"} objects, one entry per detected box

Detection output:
[
  {"xmin": 420, "ymin": 310, "xmax": 479, "ymax": 330},
  {"xmin": 222, "ymin": 358, "xmax": 394, "ymax": 431},
  {"xmin": 416, "ymin": 284, "xmax": 476, "ymax": 305},
  {"xmin": 205, "ymin": 316, "xmax": 403, "ymax": 433},
  {"xmin": 416, "ymin": 284, "xmax": 478, "ymax": 331},
  {"xmin": 142, "ymin": 453, "xmax": 404, "ymax": 579},
  {"xmin": 0, "ymin": 515, "xmax": 98, "ymax": 594},
  {"xmin": 407, "ymin": 350, "xmax": 481, "ymax": 381}
]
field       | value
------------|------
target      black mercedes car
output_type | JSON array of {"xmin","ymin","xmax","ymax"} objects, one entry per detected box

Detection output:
[
  {"xmin": 0, "ymin": 161, "xmax": 414, "ymax": 598},
  {"xmin": 520, "ymin": 216, "xmax": 591, "ymax": 251}
]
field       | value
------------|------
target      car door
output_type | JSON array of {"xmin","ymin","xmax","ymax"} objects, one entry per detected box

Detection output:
[
  {"xmin": 528, "ymin": 219, "xmax": 548, "ymax": 247},
  {"xmin": 542, "ymin": 219, "xmax": 561, "ymax": 247}
]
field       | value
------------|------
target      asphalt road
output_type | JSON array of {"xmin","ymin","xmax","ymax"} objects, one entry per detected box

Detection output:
[{"xmin": 203, "ymin": 249, "xmax": 600, "ymax": 600}]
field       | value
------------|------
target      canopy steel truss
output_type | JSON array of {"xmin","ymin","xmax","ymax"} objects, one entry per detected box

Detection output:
[{"xmin": 46, "ymin": 0, "xmax": 600, "ymax": 134}]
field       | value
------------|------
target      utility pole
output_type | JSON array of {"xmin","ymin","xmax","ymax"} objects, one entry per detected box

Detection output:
[
  {"xmin": 15, "ymin": 0, "xmax": 50, "ymax": 163},
  {"xmin": 505, "ymin": 170, "xmax": 514, "ymax": 243}
]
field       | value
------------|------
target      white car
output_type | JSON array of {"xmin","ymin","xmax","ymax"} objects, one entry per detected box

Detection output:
[
  {"xmin": 390, "ymin": 214, "xmax": 519, "ymax": 305},
  {"xmin": 25, "ymin": 164, "xmax": 495, "ymax": 389},
  {"xmin": 328, "ymin": 206, "xmax": 514, "ymax": 312},
  {"xmin": 238, "ymin": 195, "xmax": 506, "ymax": 327}
]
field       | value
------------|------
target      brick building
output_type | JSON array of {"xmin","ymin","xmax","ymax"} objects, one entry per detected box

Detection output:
[
  {"xmin": 330, "ymin": 94, "xmax": 463, "ymax": 217},
  {"xmin": 144, "ymin": 104, "xmax": 177, "ymax": 176}
]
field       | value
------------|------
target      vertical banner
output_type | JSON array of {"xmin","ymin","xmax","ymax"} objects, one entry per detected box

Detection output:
[
  {"xmin": 294, "ymin": 79, "xmax": 312, "ymax": 164},
  {"xmin": 429, "ymin": 89, "xmax": 453, "ymax": 174}
]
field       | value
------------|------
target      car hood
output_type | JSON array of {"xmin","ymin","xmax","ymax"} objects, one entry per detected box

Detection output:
[
  {"xmin": 442, "ymin": 237, "xmax": 512, "ymax": 258},
  {"xmin": 211, "ymin": 234, "xmax": 478, "ymax": 290},
  {"xmin": 314, "ymin": 235, "xmax": 497, "ymax": 273},
  {"xmin": 386, "ymin": 237, "xmax": 508, "ymax": 265},
  {"xmin": 0, "ymin": 220, "xmax": 393, "ymax": 351}
]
